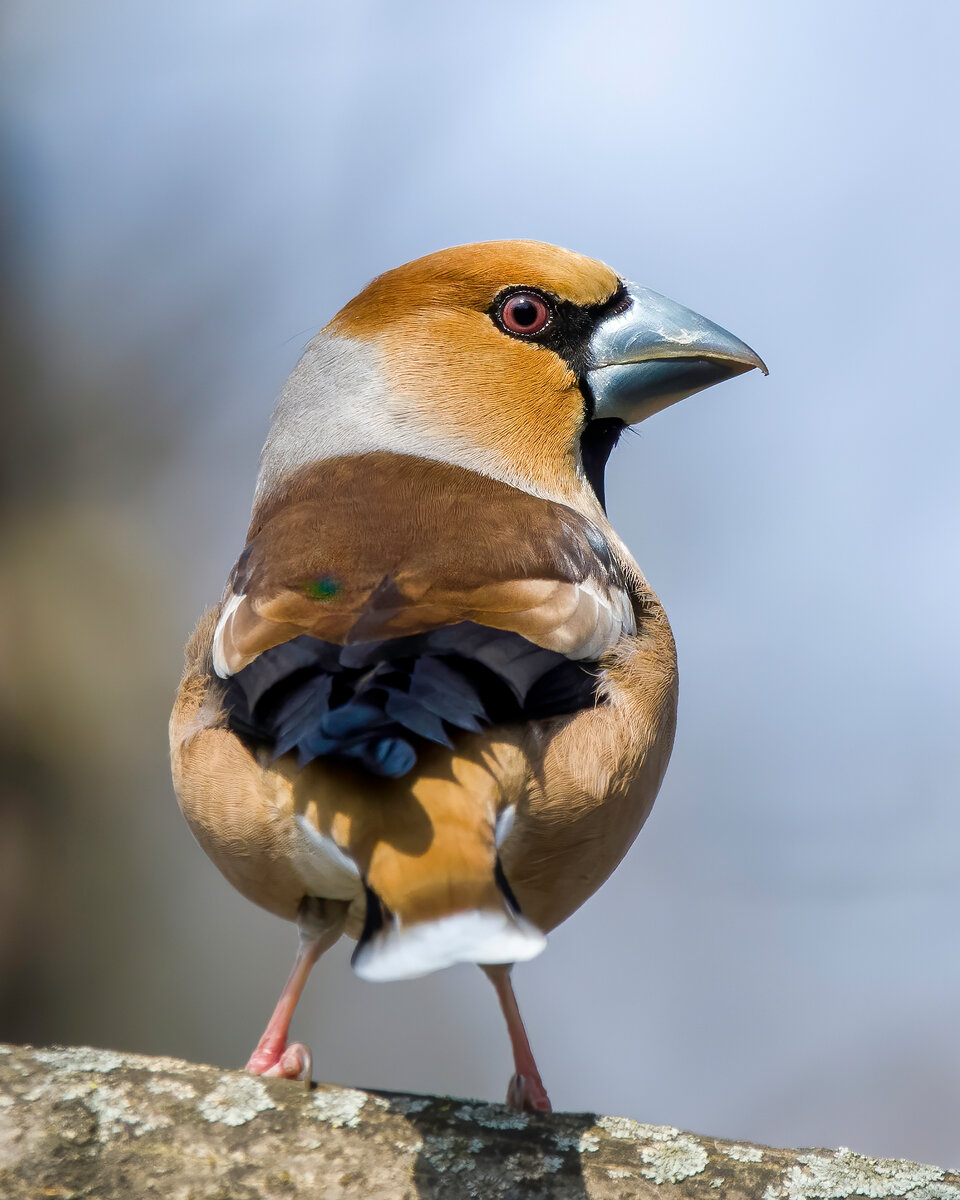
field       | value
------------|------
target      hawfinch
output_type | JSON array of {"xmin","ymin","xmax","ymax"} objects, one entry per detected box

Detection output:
[{"xmin": 170, "ymin": 240, "xmax": 765, "ymax": 1112}]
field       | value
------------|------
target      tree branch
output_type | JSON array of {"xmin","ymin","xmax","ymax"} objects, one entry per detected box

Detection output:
[{"xmin": 0, "ymin": 1043, "xmax": 955, "ymax": 1199}]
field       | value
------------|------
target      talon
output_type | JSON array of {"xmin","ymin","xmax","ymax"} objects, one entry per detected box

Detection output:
[
  {"xmin": 507, "ymin": 1071, "xmax": 552, "ymax": 1113},
  {"xmin": 268, "ymin": 1042, "xmax": 313, "ymax": 1081},
  {"xmin": 292, "ymin": 1042, "xmax": 313, "ymax": 1086},
  {"xmin": 247, "ymin": 1041, "xmax": 313, "ymax": 1082}
]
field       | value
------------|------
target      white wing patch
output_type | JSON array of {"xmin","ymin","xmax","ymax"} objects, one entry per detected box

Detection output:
[
  {"xmin": 561, "ymin": 577, "xmax": 636, "ymax": 660},
  {"xmin": 495, "ymin": 804, "xmax": 516, "ymax": 847},
  {"xmin": 212, "ymin": 592, "xmax": 245, "ymax": 679}
]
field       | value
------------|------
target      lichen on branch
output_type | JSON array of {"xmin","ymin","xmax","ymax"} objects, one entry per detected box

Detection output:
[{"xmin": 0, "ymin": 1044, "xmax": 956, "ymax": 1200}]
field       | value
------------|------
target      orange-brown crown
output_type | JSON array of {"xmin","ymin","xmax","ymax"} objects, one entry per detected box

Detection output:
[
  {"xmin": 326, "ymin": 241, "xmax": 621, "ymax": 509},
  {"xmin": 331, "ymin": 240, "xmax": 619, "ymax": 334}
]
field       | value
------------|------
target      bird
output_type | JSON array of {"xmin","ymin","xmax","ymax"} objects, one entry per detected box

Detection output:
[{"xmin": 169, "ymin": 239, "xmax": 765, "ymax": 1112}]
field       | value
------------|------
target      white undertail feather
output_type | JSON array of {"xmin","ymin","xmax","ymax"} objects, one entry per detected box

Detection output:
[{"xmin": 352, "ymin": 910, "xmax": 547, "ymax": 983}]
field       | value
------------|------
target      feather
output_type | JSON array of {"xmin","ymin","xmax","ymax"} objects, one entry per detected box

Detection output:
[
  {"xmin": 212, "ymin": 454, "xmax": 636, "ymax": 677},
  {"xmin": 220, "ymin": 622, "xmax": 602, "ymax": 778}
]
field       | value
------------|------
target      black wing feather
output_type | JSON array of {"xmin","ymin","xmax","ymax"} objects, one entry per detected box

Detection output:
[{"xmin": 221, "ymin": 620, "xmax": 602, "ymax": 779}]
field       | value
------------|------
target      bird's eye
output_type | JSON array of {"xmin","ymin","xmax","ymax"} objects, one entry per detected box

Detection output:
[{"xmin": 497, "ymin": 292, "xmax": 552, "ymax": 337}]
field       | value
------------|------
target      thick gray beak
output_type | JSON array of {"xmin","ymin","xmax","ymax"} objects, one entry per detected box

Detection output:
[{"xmin": 586, "ymin": 282, "xmax": 767, "ymax": 424}]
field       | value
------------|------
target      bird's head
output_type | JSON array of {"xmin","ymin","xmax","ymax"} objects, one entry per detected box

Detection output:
[{"xmin": 257, "ymin": 240, "xmax": 766, "ymax": 514}]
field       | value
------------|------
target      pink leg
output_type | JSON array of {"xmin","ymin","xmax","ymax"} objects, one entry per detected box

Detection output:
[
  {"xmin": 482, "ymin": 964, "xmax": 552, "ymax": 1113},
  {"xmin": 246, "ymin": 897, "xmax": 347, "ymax": 1085}
]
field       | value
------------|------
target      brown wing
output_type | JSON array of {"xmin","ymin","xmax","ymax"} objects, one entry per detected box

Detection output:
[{"xmin": 213, "ymin": 452, "xmax": 635, "ymax": 677}]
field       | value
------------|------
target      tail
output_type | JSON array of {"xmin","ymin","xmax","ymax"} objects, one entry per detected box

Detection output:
[{"xmin": 351, "ymin": 857, "xmax": 546, "ymax": 982}]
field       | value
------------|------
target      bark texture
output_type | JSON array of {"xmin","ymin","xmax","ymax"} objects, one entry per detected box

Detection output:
[{"xmin": 1, "ymin": 1043, "xmax": 957, "ymax": 1200}]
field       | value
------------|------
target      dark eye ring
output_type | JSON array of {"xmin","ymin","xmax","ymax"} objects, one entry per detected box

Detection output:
[{"xmin": 496, "ymin": 291, "xmax": 553, "ymax": 337}]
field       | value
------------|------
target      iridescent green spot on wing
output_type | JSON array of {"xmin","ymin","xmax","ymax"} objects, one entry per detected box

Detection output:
[{"xmin": 304, "ymin": 574, "xmax": 341, "ymax": 600}]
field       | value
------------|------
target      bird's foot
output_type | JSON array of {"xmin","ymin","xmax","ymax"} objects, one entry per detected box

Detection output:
[
  {"xmin": 246, "ymin": 1041, "xmax": 313, "ymax": 1086},
  {"xmin": 506, "ymin": 1071, "xmax": 552, "ymax": 1113}
]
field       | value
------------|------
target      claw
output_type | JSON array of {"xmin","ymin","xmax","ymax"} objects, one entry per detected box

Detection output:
[
  {"xmin": 247, "ymin": 1040, "xmax": 313, "ymax": 1085},
  {"xmin": 506, "ymin": 1071, "xmax": 552, "ymax": 1113},
  {"xmin": 255, "ymin": 1041, "xmax": 313, "ymax": 1085}
]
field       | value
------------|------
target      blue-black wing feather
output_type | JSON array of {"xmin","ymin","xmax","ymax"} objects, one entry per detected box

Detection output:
[{"xmin": 221, "ymin": 620, "xmax": 602, "ymax": 778}]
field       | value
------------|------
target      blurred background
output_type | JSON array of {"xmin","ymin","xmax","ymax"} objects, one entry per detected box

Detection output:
[{"xmin": 1, "ymin": 0, "xmax": 958, "ymax": 1167}]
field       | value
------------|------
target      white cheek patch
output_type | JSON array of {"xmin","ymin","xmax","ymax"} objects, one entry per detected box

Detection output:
[{"xmin": 211, "ymin": 592, "xmax": 245, "ymax": 679}]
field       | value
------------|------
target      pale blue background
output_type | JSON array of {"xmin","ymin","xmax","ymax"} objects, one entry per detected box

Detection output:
[{"xmin": 2, "ymin": 0, "xmax": 958, "ymax": 1166}]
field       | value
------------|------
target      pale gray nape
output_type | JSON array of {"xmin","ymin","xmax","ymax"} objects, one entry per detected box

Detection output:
[{"xmin": 255, "ymin": 333, "xmax": 500, "ymax": 504}]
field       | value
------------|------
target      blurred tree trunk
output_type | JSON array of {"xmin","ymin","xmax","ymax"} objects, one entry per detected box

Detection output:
[
  {"xmin": 0, "ymin": 126, "xmax": 187, "ymax": 1052},
  {"xmin": 1, "ymin": 1043, "xmax": 955, "ymax": 1200}
]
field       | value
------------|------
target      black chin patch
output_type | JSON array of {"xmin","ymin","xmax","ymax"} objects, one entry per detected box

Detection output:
[
  {"xmin": 488, "ymin": 280, "xmax": 632, "ymax": 510},
  {"xmin": 579, "ymin": 418, "xmax": 626, "ymax": 510}
]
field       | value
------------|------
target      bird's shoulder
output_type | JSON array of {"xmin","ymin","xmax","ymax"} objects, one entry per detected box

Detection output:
[{"xmin": 214, "ymin": 452, "xmax": 637, "ymax": 676}]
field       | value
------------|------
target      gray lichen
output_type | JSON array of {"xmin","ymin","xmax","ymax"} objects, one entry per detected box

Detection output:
[
  {"xmin": 454, "ymin": 1101, "xmax": 530, "ymax": 1130},
  {"xmin": 593, "ymin": 1113, "xmax": 709, "ymax": 1184},
  {"xmin": 597, "ymin": 1114, "xmax": 679, "ymax": 1141},
  {"xmin": 554, "ymin": 1129, "xmax": 600, "ymax": 1153},
  {"xmin": 725, "ymin": 1143, "xmax": 765, "ymax": 1163},
  {"xmin": 386, "ymin": 1095, "xmax": 431, "ymax": 1116},
  {"xmin": 196, "ymin": 1072, "xmax": 277, "ymax": 1126},
  {"xmin": 638, "ymin": 1132, "xmax": 709, "ymax": 1184},
  {"xmin": 309, "ymin": 1085, "xmax": 373, "ymax": 1127},
  {"xmin": 145, "ymin": 1076, "xmax": 197, "ymax": 1101},
  {"xmin": 765, "ymin": 1147, "xmax": 960, "ymax": 1200}
]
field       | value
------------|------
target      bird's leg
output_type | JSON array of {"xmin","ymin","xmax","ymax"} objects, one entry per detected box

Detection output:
[
  {"xmin": 482, "ymin": 963, "xmax": 552, "ymax": 1113},
  {"xmin": 245, "ymin": 896, "xmax": 347, "ymax": 1085}
]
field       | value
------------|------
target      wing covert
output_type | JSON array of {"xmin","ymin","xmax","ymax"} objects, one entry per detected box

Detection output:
[{"xmin": 212, "ymin": 453, "xmax": 635, "ymax": 776}]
